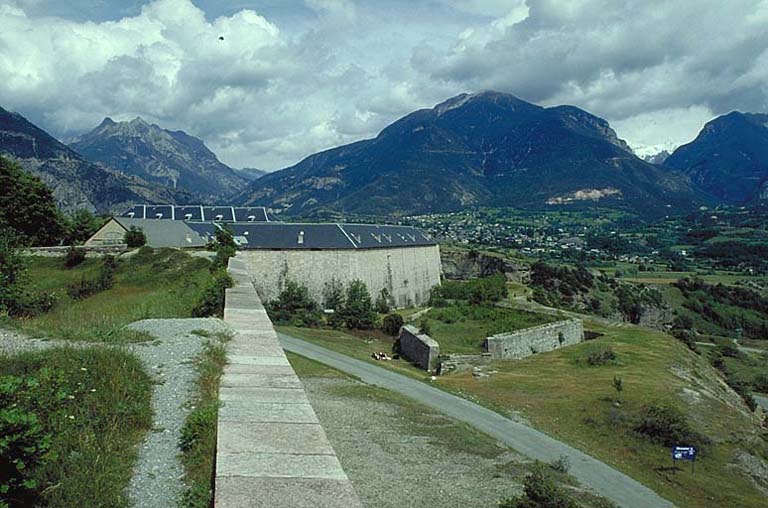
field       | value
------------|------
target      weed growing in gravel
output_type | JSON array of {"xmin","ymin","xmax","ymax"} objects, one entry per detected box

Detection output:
[
  {"xmin": 0, "ymin": 347, "xmax": 152, "ymax": 508},
  {"xmin": 178, "ymin": 337, "xmax": 228, "ymax": 508}
]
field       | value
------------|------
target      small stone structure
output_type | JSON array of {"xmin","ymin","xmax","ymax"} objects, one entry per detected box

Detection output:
[
  {"xmin": 484, "ymin": 319, "xmax": 583, "ymax": 360},
  {"xmin": 398, "ymin": 325, "xmax": 440, "ymax": 371},
  {"xmin": 215, "ymin": 255, "xmax": 362, "ymax": 508}
]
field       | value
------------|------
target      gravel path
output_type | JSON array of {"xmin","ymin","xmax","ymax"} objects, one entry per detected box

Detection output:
[
  {"xmin": 279, "ymin": 332, "xmax": 674, "ymax": 508},
  {"xmin": 125, "ymin": 318, "xmax": 230, "ymax": 508},
  {"xmin": 302, "ymin": 377, "xmax": 528, "ymax": 508},
  {"xmin": 0, "ymin": 319, "xmax": 230, "ymax": 508}
]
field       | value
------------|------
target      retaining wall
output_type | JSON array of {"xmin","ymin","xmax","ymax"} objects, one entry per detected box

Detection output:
[
  {"xmin": 238, "ymin": 245, "xmax": 441, "ymax": 309},
  {"xmin": 398, "ymin": 325, "xmax": 440, "ymax": 371},
  {"xmin": 484, "ymin": 319, "xmax": 584, "ymax": 360},
  {"xmin": 215, "ymin": 255, "xmax": 362, "ymax": 508}
]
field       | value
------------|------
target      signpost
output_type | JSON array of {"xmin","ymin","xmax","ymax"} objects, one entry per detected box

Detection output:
[{"xmin": 672, "ymin": 446, "xmax": 697, "ymax": 473}]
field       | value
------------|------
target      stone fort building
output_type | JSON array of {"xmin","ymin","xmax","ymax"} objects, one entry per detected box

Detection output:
[{"xmin": 87, "ymin": 205, "xmax": 441, "ymax": 308}]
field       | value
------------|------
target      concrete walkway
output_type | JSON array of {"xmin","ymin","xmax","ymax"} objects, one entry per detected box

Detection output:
[{"xmin": 278, "ymin": 333, "xmax": 675, "ymax": 508}]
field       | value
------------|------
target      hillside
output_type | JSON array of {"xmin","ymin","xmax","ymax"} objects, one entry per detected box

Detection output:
[
  {"xmin": 0, "ymin": 107, "xmax": 180, "ymax": 214},
  {"xmin": 237, "ymin": 91, "xmax": 707, "ymax": 218},
  {"xmin": 70, "ymin": 117, "xmax": 247, "ymax": 200},
  {"xmin": 665, "ymin": 112, "xmax": 768, "ymax": 205}
]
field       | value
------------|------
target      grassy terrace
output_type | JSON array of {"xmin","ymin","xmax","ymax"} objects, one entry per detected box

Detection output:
[{"xmin": 10, "ymin": 249, "xmax": 211, "ymax": 342}]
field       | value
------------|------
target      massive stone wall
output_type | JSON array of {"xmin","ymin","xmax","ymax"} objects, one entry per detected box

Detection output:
[
  {"xmin": 398, "ymin": 325, "xmax": 440, "ymax": 371},
  {"xmin": 239, "ymin": 245, "xmax": 441, "ymax": 309},
  {"xmin": 216, "ymin": 256, "xmax": 362, "ymax": 508},
  {"xmin": 484, "ymin": 319, "xmax": 584, "ymax": 360}
]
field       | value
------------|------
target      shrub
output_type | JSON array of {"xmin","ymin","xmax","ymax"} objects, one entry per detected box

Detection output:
[
  {"xmin": 64, "ymin": 246, "xmax": 86, "ymax": 268},
  {"xmin": 267, "ymin": 279, "xmax": 321, "ymax": 326},
  {"xmin": 339, "ymin": 279, "xmax": 377, "ymax": 330},
  {"xmin": 585, "ymin": 344, "xmax": 616, "ymax": 366},
  {"xmin": 124, "ymin": 226, "xmax": 146, "ymax": 248},
  {"xmin": 499, "ymin": 463, "xmax": 577, "ymax": 508},
  {"xmin": 381, "ymin": 313, "xmax": 404, "ymax": 336},
  {"xmin": 0, "ymin": 376, "xmax": 52, "ymax": 508},
  {"xmin": 65, "ymin": 255, "xmax": 117, "ymax": 300},
  {"xmin": 192, "ymin": 270, "xmax": 234, "ymax": 318},
  {"xmin": 0, "ymin": 229, "xmax": 26, "ymax": 313},
  {"xmin": 418, "ymin": 317, "xmax": 431, "ymax": 335},
  {"xmin": 375, "ymin": 287, "xmax": 392, "ymax": 314},
  {"xmin": 635, "ymin": 403, "xmax": 708, "ymax": 449},
  {"xmin": 322, "ymin": 278, "xmax": 345, "ymax": 311}
]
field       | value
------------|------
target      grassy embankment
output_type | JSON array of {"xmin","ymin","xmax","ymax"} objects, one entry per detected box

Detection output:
[
  {"xmin": 1, "ymin": 248, "xmax": 215, "ymax": 508},
  {"xmin": 10, "ymin": 248, "xmax": 211, "ymax": 342},
  {"xmin": 287, "ymin": 352, "xmax": 616, "ymax": 508},
  {"xmin": 0, "ymin": 348, "xmax": 153, "ymax": 508},
  {"xmin": 280, "ymin": 315, "xmax": 767, "ymax": 508},
  {"xmin": 178, "ymin": 329, "xmax": 231, "ymax": 508}
]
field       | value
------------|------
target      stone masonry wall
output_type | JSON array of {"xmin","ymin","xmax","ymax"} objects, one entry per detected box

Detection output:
[
  {"xmin": 398, "ymin": 325, "xmax": 439, "ymax": 371},
  {"xmin": 239, "ymin": 245, "xmax": 441, "ymax": 309},
  {"xmin": 215, "ymin": 255, "xmax": 362, "ymax": 508},
  {"xmin": 484, "ymin": 319, "xmax": 584, "ymax": 360}
]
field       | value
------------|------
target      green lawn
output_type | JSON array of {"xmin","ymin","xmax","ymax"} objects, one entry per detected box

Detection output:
[
  {"xmin": 424, "ymin": 304, "xmax": 557, "ymax": 354},
  {"xmin": 0, "ymin": 347, "xmax": 152, "ymax": 508},
  {"xmin": 10, "ymin": 248, "xmax": 211, "ymax": 342}
]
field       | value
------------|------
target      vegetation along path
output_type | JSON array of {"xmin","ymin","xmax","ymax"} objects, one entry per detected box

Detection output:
[{"xmin": 278, "ymin": 332, "xmax": 674, "ymax": 508}]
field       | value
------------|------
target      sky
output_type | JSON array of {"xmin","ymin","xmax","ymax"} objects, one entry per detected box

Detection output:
[{"xmin": 1, "ymin": 0, "xmax": 767, "ymax": 170}]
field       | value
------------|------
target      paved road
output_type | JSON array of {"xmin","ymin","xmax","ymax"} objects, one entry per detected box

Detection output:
[{"xmin": 278, "ymin": 333, "xmax": 675, "ymax": 508}]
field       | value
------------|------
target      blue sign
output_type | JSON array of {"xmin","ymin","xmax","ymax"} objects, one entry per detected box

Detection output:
[{"xmin": 672, "ymin": 446, "xmax": 696, "ymax": 461}]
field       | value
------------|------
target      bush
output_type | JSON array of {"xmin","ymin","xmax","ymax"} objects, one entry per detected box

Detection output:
[
  {"xmin": 635, "ymin": 403, "xmax": 708, "ymax": 449},
  {"xmin": 0, "ymin": 229, "xmax": 26, "ymax": 313},
  {"xmin": 267, "ymin": 279, "xmax": 321, "ymax": 326},
  {"xmin": 375, "ymin": 287, "xmax": 392, "ymax": 314},
  {"xmin": 64, "ymin": 246, "xmax": 86, "ymax": 268},
  {"xmin": 418, "ymin": 317, "xmax": 431, "ymax": 335},
  {"xmin": 585, "ymin": 344, "xmax": 616, "ymax": 366},
  {"xmin": 499, "ymin": 463, "xmax": 577, "ymax": 508},
  {"xmin": 0, "ymin": 376, "xmax": 52, "ymax": 508},
  {"xmin": 6, "ymin": 289, "xmax": 58, "ymax": 318},
  {"xmin": 339, "ymin": 279, "xmax": 377, "ymax": 330},
  {"xmin": 381, "ymin": 313, "xmax": 404, "ymax": 336},
  {"xmin": 192, "ymin": 270, "xmax": 234, "ymax": 318},
  {"xmin": 65, "ymin": 255, "xmax": 117, "ymax": 300},
  {"xmin": 124, "ymin": 226, "xmax": 146, "ymax": 248}
]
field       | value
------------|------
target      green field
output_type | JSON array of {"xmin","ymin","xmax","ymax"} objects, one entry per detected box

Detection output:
[{"xmin": 11, "ymin": 249, "xmax": 211, "ymax": 342}]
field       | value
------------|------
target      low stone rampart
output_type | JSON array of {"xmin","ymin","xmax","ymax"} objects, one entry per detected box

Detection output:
[
  {"xmin": 215, "ymin": 255, "xmax": 362, "ymax": 508},
  {"xmin": 399, "ymin": 325, "xmax": 439, "ymax": 371},
  {"xmin": 484, "ymin": 319, "xmax": 584, "ymax": 360}
]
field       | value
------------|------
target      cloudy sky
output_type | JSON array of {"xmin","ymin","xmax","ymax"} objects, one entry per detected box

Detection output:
[{"xmin": 2, "ymin": 0, "xmax": 767, "ymax": 170}]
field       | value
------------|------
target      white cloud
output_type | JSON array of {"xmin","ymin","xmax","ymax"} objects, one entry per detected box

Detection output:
[{"xmin": 1, "ymin": 0, "xmax": 767, "ymax": 171}]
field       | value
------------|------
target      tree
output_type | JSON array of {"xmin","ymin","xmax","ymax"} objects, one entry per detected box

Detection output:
[
  {"xmin": 208, "ymin": 225, "xmax": 237, "ymax": 272},
  {"xmin": 0, "ymin": 229, "xmax": 26, "ymax": 312},
  {"xmin": 0, "ymin": 155, "xmax": 65, "ymax": 246},
  {"xmin": 64, "ymin": 210, "xmax": 105, "ymax": 245},
  {"xmin": 124, "ymin": 227, "xmax": 146, "ymax": 248},
  {"xmin": 267, "ymin": 279, "xmax": 320, "ymax": 326},
  {"xmin": 381, "ymin": 313, "xmax": 404, "ymax": 336},
  {"xmin": 340, "ymin": 279, "xmax": 377, "ymax": 329},
  {"xmin": 375, "ymin": 287, "xmax": 392, "ymax": 314},
  {"xmin": 322, "ymin": 278, "xmax": 345, "ymax": 311}
]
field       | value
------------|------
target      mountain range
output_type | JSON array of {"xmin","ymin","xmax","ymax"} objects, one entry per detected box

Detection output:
[
  {"xmin": 0, "ymin": 106, "xmax": 180, "ymax": 214},
  {"xmin": 2, "ymin": 92, "xmax": 767, "ymax": 218},
  {"xmin": 235, "ymin": 92, "xmax": 707, "ymax": 217},
  {"xmin": 664, "ymin": 112, "xmax": 768, "ymax": 205},
  {"xmin": 70, "ymin": 117, "xmax": 247, "ymax": 200}
]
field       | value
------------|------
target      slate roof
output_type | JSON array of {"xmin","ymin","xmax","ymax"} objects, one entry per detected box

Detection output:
[
  {"xmin": 226, "ymin": 223, "xmax": 436, "ymax": 250},
  {"xmin": 120, "ymin": 205, "xmax": 270, "ymax": 222},
  {"xmin": 114, "ymin": 218, "xmax": 207, "ymax": 248}
]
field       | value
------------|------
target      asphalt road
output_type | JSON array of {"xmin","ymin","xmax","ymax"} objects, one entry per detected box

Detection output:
[{"xmin": 279, "ymin": 333, "xmax": 675, "ymax": 508}]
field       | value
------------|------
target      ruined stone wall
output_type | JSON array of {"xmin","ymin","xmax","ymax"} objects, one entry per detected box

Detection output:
[
  {"xmin": 484, "ymin": 319, "xmax": 584, "ymax": 360},
  {"xmin": 239, "ymin": 245, "xmax": 441, "ymax": 309},
  {"xmin": 399, "ymin": 325, "xmax": 440, "ymax": 371}
]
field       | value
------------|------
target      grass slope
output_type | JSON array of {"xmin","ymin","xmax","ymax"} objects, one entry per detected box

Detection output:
[
  {"xmin": 0, "ymin": 347, "xmax": 152, "ymax": 508},
  {"xmin": 12, "ymin": 249, "xmax": 211, "ymax": 342},
  {"xmin": 436, "ymin": 322, "xmax": 767, "ymax": 508}
]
